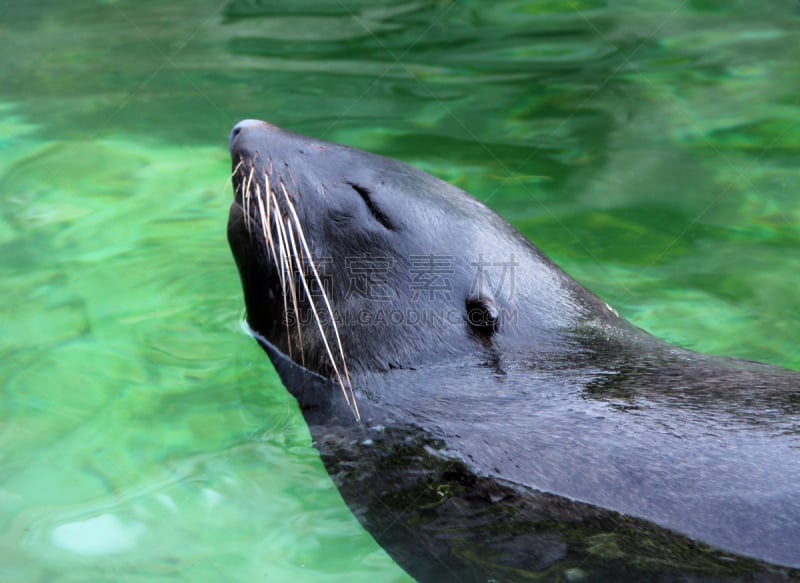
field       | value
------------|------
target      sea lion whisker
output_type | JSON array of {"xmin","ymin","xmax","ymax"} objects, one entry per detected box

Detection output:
[
  {"xmin": 281, "ymin": 183, "xmax": 359, "ymax": 418},
  {"xmin": 284, "ymin": 213, "xmax": 358, "ymax": 418},
  {"xmin": 271, "ymin": 196, "xmax": 296, "ymax": 360},
  {"xmin": 243, "ymin": 164, "xmax": 256, "ymax": 236},
  {"xmin": 254, "ymin": 180, "xmax": 274, "ymax": 264},
  {"xmin": 230, "ymin": 160, "xmax": 245, "ymax": 210},
  {"xmin": 269, "ymin": 190, "xmax": 305, "ymax": 367},
  {"xmin": 230, "ymin": 160, "xmax": 244, "ymax": 188},
  {"xmin": 262, "ymin": 172, "xmax": 277, "ymax": 263}
]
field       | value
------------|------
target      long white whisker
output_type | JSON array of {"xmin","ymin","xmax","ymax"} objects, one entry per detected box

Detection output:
[
  {"xmin": 272, "ymin": 196, "xmax": 305, "ymax": 366},
  {"xmin": 263, "ymin": 173, "xmax": 275, "ymax": 262},
  {"xmin": 284, "ymin": 217, "xmax": 358, "ymax": 417},
  {"xmin": 231, "ymin": 161, "xmax": 244, "ymax": 199},
  {"xmin": 281, "ymin": 183, "xmax": 359, "ymax": 419},
  {"xmin": 231, "ymin": 160, "xmax": 244, "ymax": 179},
  {"xmin": 271, "ymin": 202, "xmax": 295, "ymax": 360},
  {"xmin": 255, "ymin": 182, "xmax": 278, "ymax": 272},
  {"xmin": 243, "ymin": 165, "xmax": 256, "ymax": 236},
  {"xmin": 241, "ymin": 160, "xmax": 359, "ymax": 418}
]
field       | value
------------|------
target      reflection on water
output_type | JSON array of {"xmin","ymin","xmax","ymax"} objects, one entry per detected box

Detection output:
[{"xmin": 0, "ymin": 1, "xmax": 798, "ymax": 581}]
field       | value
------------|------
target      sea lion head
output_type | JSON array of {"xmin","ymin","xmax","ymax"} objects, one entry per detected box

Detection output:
[{"xmin": 227, "ymin": 120, "xmax": 615, "ymax": 393}]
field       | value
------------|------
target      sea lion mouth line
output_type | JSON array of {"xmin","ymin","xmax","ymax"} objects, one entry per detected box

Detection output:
[
  {"xmin": 244, "ymin": 321, "xmax": 330, "ymax": 383},
  {"xmin": 231, "ymin": 156, "xmax": 361, "ymax": 419}
]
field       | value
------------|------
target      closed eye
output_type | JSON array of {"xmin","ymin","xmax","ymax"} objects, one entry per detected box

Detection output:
[{"xmin": 348, "ymin": 182, "xmax": 396, "ymax": 232}]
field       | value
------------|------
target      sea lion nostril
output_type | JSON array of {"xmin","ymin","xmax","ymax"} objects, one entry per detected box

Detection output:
[{"xmin": 229, "ymin": 126, "xmax": 243, "ymax": 151}]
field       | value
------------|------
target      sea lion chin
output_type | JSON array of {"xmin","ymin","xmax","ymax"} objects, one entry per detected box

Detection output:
[{"xmin": 227, "ymin": 119, "xmax": 800, "ymax": 582}]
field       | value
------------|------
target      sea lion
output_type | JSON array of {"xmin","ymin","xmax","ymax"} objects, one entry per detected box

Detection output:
[{"xmin": 227, "ymin": 119, "xmax": 800, "ymax": 582}]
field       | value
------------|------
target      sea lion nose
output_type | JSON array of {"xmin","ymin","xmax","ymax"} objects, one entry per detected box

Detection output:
[{"xmin": 229, "ymin": 119, "xmax": 272, "ymax": 150}]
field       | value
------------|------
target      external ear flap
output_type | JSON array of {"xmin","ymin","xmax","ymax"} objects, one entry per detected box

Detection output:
[{"xmin": 466, "ymin": 294, "xmax": 499, "ymax": 332}]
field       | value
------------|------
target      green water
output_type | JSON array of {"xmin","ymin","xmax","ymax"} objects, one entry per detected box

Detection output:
[{"xmin": 1, "ymin": 1, "xmax": 798, "ymax": 581}]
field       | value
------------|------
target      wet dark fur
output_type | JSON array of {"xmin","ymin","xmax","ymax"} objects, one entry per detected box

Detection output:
[{"xmin": 227, "ymin": 120, "xmax": 800, "ymax": 582}]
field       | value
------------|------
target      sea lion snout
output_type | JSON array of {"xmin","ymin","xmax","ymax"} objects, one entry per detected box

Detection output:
[{"xmin": 229, "ymin": 118, "xmax": 277, "ymax": 152}]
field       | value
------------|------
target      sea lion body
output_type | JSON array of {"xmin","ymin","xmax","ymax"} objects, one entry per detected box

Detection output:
[{"xmin": 227, "ymin": 120, "xmax": 800, "ymax": 582}]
